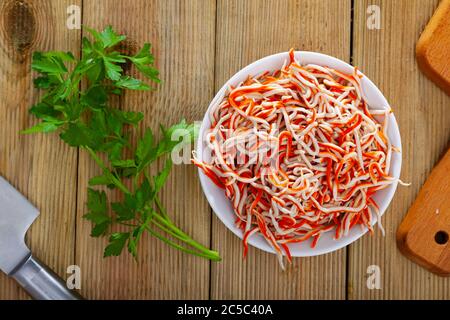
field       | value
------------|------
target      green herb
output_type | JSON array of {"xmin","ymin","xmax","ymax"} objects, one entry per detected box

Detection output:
[{"xmin": 22, "ymin": 26, "xmax": 220, "ymax": 262}]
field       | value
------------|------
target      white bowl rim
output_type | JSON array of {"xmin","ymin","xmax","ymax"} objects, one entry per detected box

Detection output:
[{"xmin": 196, "ymin": 51, "xmax": 402, "ymax": 257}]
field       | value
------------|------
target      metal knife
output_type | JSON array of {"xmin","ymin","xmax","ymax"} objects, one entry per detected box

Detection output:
[{"xmin": 0, "ymin": 176, "xmax": 82, "ymax": 300}]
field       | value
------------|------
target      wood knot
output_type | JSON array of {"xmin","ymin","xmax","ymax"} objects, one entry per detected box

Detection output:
[
  {"xmin": 116, "ymin": 39, "xmax": 138, "ymax": 73},
  {"xmin": 1, "ymin": 0, "xmax": 36, "ymax": 59}
]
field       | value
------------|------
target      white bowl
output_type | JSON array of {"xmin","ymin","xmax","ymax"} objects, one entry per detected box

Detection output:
[{"xmin": 196, "ymin": 51, "xmax": 402, "ymax": 257}]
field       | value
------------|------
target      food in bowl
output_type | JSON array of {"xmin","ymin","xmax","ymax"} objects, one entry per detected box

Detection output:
[{"xmin": 193, "ymin": 50, "xmax": 403, "ymax": 267}]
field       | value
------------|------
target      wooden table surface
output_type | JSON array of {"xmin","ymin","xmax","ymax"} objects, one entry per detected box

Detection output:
[{"xmin": 0, "ymin": 0, "xmax": 449, "ymax": 300}]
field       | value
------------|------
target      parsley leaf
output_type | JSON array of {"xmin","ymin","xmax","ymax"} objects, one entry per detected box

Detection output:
[
  {"xmin": 60, "ymin": 123, "xmax": 102, "ymax": 148},
  {"xmin": 111, "ymin": 202, "xmax": 135, "ymax": 222},
  {"xmin": 129, "ymin": 43, "xmax": 160, "ymax": 83},
  {"xmin": 135, "ymin": 177, "xmax": 153, "ymax": 210},
  {"xmin": 29, "ymin": 103, "xmax": 61, "ymax": 120},
  {"xmin": 31, "ymin": 51, "xmax": 71, "ymax": 74},
  {"xmin": 154, "ymin": 159, "xmax": 172, "ymax": 193},
  {"xmin": 104, "ymin": 232, "xmax": 130, "ymax": 257},
  {"xmin": 157, "ymin": 120, "xmax": 199, "ymax": 157},
  {"xmin": 111, "ymin": 159, "xmax": 136, "ymax": 168},
  {"xmin": 135, "ymin": 128, "xmax": 156, "ymax": 172},
  {"xmin": 85, "ymin": 25, "xmax": 126, "ymax": 49},
  {"xmin": 81, "ymin": 85, "xmax": 108, "ymax": 109},
  {"xmin": 21, "ymin": 121, "xmax": 64, "ymax": 134},
  {"xmin": 88, "ymin": 174, "xmax": 113, "ymax": 187},
  {"xmin": 115, "ymin": 76, "xmax": 150, "ymax": 90},
  {"xmin": 84, "ymin": 189, "xmax": 111, "ymax": 237},
  {"xmin": 104, "ymin": 58, "xmax": 123, "ymax": 81}
]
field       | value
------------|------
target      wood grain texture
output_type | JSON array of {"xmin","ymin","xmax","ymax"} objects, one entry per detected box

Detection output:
[
  {"xmin": 348, "ymin": 0, "xmax": 450, "ymax": 299},
  {"xmin": 0, "ymin": 0, "xmax": 80, "ymax": 299},
  {"xmin": 76, "ymin": 0, "xmax": 216, "ymax": 299},
  {"xmin": 1, "ymin": 0, "xmax": 450, "ymax": 300},
  {"xmin": 211, "ymin": 0, "xmax": 350, "ymax": 299}
]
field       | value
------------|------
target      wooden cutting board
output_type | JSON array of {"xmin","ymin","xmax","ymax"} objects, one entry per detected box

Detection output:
[
  {"xmin": 416, "ymin": 0, "xmax": 450, "ymax": 95},
  {"xmin": 397, "ymin": 0, "xmax": 450, "ymax": 276},
  {"xmin": 397, "ymin": 149, "xmax": 450, "ymax": 276}
]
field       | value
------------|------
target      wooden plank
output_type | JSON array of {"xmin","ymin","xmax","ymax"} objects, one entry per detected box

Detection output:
[
  {"xmin": 0, "ymin": 0, "xmax": 80, "ymax": 299},
  {"xmin": 76, "ymin": 0, "xmax": 216, "ymax": 299},
  {"xmin": 349, "ymin": 0, "xmax": 450, "ymax": 299},
  {"xmin": 211, "ymin": 0, "xmax": 350, "ymax": 299}
]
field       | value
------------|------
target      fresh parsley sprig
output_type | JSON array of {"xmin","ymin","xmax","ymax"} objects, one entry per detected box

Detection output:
[{"xmin": 22, "ymin": 26, "xmax": 220, "ymax": 262}]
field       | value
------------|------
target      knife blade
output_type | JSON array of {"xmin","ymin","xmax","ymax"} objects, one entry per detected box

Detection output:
[
  {"xmin": 0, "ymin": 176, "xmax": 38, "ymax": 275},
  {"xmin": 0, "ymin": 176, "xmax": 82, "ymax": 300}
]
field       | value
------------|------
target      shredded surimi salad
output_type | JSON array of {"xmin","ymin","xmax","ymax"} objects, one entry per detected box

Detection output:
[{"xmin": 193, "ymin": 49, "xmax": 403, "ymax": 268}]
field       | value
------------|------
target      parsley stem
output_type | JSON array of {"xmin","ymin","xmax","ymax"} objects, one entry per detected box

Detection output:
[
  {"xmin": 85, "ymin": 146, "xmax": 130, "ymax": 194},
  {"xmin": 151, "ymin": 212, "xmax": 217, "ymax": 256},
  {"xmin": 155, "ymin": 195, "xmax": 170, "ymax": 220},
  {"xmin": 150, "ymin": 219, "xmax": 187, "ymax": 242},
  {"xmin": 118, "ymin": 222, "xmax": 138, "ymax": 227},
  {"xmin": 145, "ymin": 225, "xmax": 221, "ymax": 261}
]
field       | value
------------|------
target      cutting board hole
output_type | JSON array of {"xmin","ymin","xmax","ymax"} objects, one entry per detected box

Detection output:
[{"xmin": 434, "ymin": 231, "xmax": 449, "ymax": 245}]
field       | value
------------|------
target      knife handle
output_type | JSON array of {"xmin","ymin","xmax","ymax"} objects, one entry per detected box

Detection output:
[{"xmin": 11, "ymin": 255, "xmax": 83, "ymax": 300}]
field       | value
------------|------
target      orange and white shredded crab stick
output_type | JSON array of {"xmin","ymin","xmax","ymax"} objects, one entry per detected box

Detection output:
[{"xmin": 193, "ymin": 49, "xmax": 404, "ymax": 269}]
